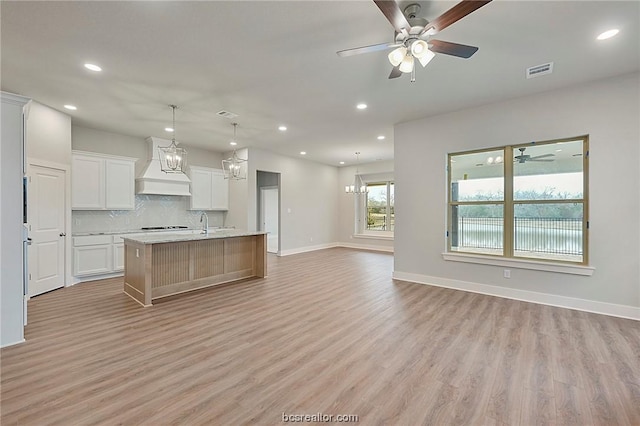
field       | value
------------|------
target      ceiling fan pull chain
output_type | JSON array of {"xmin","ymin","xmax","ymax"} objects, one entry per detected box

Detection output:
[{"xmin": 411, "ymin": 66, "xmax": 416, "ymax": 83}]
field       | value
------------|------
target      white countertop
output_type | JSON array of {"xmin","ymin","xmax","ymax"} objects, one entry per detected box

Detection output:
[
  {"xmin": 122, "ymin": 230, "xmax": 267, "ymax": 244},
  {"xmin": 72, "ymin": 227, "xmax": 233, "ymax": 237}
]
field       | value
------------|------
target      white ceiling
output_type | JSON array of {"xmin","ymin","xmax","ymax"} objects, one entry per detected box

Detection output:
[{"xmin": 1, "ymin": 1, "xmax": 638, "ymax": 166}]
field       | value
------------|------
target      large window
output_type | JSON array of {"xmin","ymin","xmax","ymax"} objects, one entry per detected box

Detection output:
[
  {"xmin": 365, "ymin": 181, "xmax": 394, "ymax": 232},
  {"xmin": 448, "ymin": 136, "xmax": 588, "ymax": 264}
]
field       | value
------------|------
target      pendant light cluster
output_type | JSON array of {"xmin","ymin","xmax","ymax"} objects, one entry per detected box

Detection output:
[
  {"xmin": 158, "ymin": 104, "xmax": 188, "ymax": 174},
  {"xmin": 222, "ymin": 122, "xmax": 248, "ymax": 180},
  {"xmin": 345, "ymin": 152, "xmax": 369, "ymax": 194}
]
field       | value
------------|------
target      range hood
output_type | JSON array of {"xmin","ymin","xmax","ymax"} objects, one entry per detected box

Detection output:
[{"xmin": 136, "ymin": 137, "xmax": 191, "ymax": 196}]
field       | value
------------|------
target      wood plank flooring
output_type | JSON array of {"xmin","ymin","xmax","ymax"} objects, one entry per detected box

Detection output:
[{"xmin": 1, "ymin": 248, "xmax": 639, "ymax": 425}]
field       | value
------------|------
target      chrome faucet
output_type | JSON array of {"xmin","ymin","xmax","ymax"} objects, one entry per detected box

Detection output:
[{"xmin": 200, "ymin": 212, "xmax": 209, "ymax": 234}]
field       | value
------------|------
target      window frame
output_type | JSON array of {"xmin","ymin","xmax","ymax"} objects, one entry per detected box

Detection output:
[
  {"xmin": 447, "ymin": 135, "xmax": 589, "ymax": 265},
  {"xmin": 362, "ymin": 180, "xmax": 394, "ymax": 236}
]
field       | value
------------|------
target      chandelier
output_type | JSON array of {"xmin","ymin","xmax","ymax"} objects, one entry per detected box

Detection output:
[
  {"xmin": 345, "ymin": 152, "xmax": 369, "ymax": 194},
  {"xmin": 158, "ymin": 104, "xmax": 187, "ymax": 174},
  {"xmin": 222, "ymin": 123, "xmax": 248, "ymax": 180}
]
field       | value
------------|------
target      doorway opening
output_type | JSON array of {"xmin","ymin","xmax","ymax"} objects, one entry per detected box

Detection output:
[{"xmin": 257, "ymin": 171, "xmax": 280, "ymax": 254}]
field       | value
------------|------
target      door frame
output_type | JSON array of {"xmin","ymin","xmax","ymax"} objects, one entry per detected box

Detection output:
[
  {"xmin": 26, "ymin": 157, "xmax": 71, "ymax": 294},
  {"xmin": 260, "ymin": 186, "xmax": 279, "ymax": 254}
]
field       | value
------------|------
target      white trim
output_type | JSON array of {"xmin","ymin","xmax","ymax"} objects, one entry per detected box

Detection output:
[
  {"xmin": 338, "ymin": 242, "xmax": 393, "ymax": 253},
  {"xmin": 392, "ymin": 270, "xmax": 639, "ymax": 321},
  {"xmin": 279, "ymin": 243, "xmax": 338, "ymax": 257},
  {"xmin": 72, "ymin": 271, "xmax": 124, "ymax": 285},
  {"xmin": 442, "ymin": 252, "xmax": 594, "ymax": 276},
  {"xmin": 353, "ymin": 233, "xmax": 394, "ymax": 241},
  {"xmin": 0, "ymin": 338, "xmax": 26, "ymax": 348}
]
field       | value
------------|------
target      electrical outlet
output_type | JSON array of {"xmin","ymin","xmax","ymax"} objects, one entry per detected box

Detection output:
[
  {"xmin": 125, "ymin": 217, "xmax": 130, "ymax": 225},
  {"xmin": 503, "ymin": 269, "xmax": 511, "ymax": 279},
  {"xmin": 74, "ymin": 218, "xmax": 80, "ymax": 226},
  {"xmin": 310, "ymin": 237, "xmax": 313, "ymax": 242},
  {"xmin": 136, "ymin": 249, "xmax": 140, "ymax": 258}
]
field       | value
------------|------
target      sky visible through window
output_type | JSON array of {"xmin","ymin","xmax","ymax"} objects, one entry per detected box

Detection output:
[{"xmin": 458, "ymin": 172, "xmax": 583, "ymax": 199}]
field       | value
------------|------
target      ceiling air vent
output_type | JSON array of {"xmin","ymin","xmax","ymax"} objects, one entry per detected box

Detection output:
[
  {"xmin": 526, "ymin": 62, "xmax": 553, "ymax": 79},
  {"xmin": 216, "ymin": 110, "xmax": 239, "ymax": 119}
]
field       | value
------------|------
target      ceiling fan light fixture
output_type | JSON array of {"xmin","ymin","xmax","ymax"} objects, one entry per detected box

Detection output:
[
  {"xmin": 399, "ymin": 54, "xmax": 414, "ymax": 73},
  {"xmin": 388, "ymin": 46, "xmax": 407, "ymax": 67},
  {"xmin": 417, "ymin": 49, "xmax": 435, "ymax": 67},
  {"xmin": 410, "ymin": 40, "xmax": 428, "ymax": 57}
]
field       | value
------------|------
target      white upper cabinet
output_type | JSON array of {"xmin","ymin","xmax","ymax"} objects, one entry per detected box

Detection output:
[
  {"xmin": 105, "ymin": 159, "xmax": 135, "ymax": 209},
  {"xmin": 188, "ymin": 166, "xmax": 228, "ymax": 211},
  {"xmin": 72, "ymin": 151, "xmax": 137, "ymax": 210}
]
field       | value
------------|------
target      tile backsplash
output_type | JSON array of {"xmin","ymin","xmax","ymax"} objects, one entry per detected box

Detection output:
[{"xmin": 72, "ymin": 195, "xmax": 225, "ymax": 234}]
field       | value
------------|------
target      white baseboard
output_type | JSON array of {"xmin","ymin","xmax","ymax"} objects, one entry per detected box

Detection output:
[
  {"xmin": 279, "ymin": 243, "xmax": 338, "ymax": 257},
  {"xmin": 279, "ymin": 242, "xmax": 394, "ymax": 256},
  {"xmin": 337, "ymin": 242, "xmax": 393, "ymax": 253},
  {"xmin": 392, "ymin": 271, "xmax": 640, "ymax": 321},
  {"xmin": 1, "ymin": 338, "xmax": 26, "ymax": 348},
  {"xmin": 71, "ymin": 271, "xmax": 124, "ymax": 285}
]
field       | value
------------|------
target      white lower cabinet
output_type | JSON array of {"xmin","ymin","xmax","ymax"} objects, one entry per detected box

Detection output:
[
  {"xmin": 73, "ymin": 234, "xmax": 129, "ymax": 277},
  {"xmin": 73, "ymin": 235, "xmax": 113, "ymax": 276},
  {"xmin": 113, "ymin": 243, "xmax": 125, "ymax": 271}
]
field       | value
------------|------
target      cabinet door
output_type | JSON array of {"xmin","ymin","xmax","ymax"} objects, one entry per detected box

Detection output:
[
  {"xmin": 72, "ymin": 155, "xmax": 105, "ymax": 209},
  {"xmin": 113, "ymin": 243, "xmax": 125, "ymax": 271},
  {"xmin": 190, "ymin": 168, "xmax": 213, "ymax": 210},
  {"xmin": 73, "ymin": 245, "xmax": 112, "ymax": 276},
  {"xmin": 211, "ymin": 169, "xmax": 229, "ymax": 210},
  {"xmin": 105, "ymin": 159, "xmax": 135, "ymax": 210}
]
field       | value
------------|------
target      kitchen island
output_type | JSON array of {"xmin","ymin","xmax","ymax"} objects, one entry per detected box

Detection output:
[{"xmin": 123, "ymin": 230, "xmax": 267, "ymax": 306}]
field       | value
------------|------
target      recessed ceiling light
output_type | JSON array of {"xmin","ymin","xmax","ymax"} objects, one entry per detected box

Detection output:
[
  {"xmin": 556, "ymin": 149, "xmax": 562, "ymax": 152},
  {"xmin": 339, "ymin": 161, "xmax": 345, "ymax": 165},
  {"xmin": 300, "ymin": 151, "xmax": 307, "ymax": 155},
  {"xmin": 84, "ymin": 63, "xmax": 102, "ymax": 72},
  {"xmin": 356, "ymin": 103, "xmax": 367, "ymax": 110},
  {"xmin": 278, "ymin": 125, "xmax": 287, "ymax": 131},
  {"xmin": 377, "ymin": 135, "xmax": 385, "ymax": 140},
  {"xmin": 597, "ymin": 29, "xmax": 619, "ymax": 40},
  {"xmin": 230, "ymin": 141, "xmax": 237, "ymax": 146},
  {"xmin": 64, "ymin": 104, "xmax": 77, "ymax": 110},
  {"xmin": 165, "ymin": 127, "xmax": 174, "ymax": 132}
]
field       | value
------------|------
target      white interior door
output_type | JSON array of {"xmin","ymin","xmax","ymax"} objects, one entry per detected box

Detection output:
[
  {"xmin": 28, "ymin": 165, "xmax": 66, "ymax": 296},
  {"xmin": 260, "ymin": 187, "xmax": 279, "ymax": 254}
]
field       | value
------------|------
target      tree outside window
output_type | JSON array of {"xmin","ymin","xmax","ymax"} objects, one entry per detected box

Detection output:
[{"xmin": 366, "ymin": 182, "xmax": 394, "ymax": 232}]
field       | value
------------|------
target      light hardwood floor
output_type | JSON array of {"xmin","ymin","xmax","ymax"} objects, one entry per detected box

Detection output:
[{"xmin": 1, "ymin": 248, "xmax": 639, "ymax": 425}]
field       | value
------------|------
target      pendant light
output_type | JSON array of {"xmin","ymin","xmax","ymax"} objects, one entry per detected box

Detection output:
[
  {"xmin": 344, "ymin": 152, "xmax": 369, "ymax": 194},
  {"xmin": 222, "ymin": 123, "xmax": 248, "ymax": 180},
  {"xmin": 158, "ymin": 104, "xmax": 188, "ymax": 174}
]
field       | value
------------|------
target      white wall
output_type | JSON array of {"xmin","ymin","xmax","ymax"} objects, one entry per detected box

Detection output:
[
  {"xmin": 72, "ymin": 126, "xmax": 224, "ymax": 175},
  {"xmin": 337, "ymin": 160, "xmax": 394, "ymax": 252},
  {"xmin": 26, "ymin": 102, "xmax": 71, "ymax": 165},
  {"xmin": 394, "ymin": 72, "xmax": 640, "ymax": 316},
  {"xmin": 242, "ymin": 148, "xmax": 338, "ymax": 255},
  {"xmin": 1, "ymin": 92, "xmax": 30, "ymax": 347}
]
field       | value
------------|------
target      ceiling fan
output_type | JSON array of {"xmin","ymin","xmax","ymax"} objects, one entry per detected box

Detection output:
[
  {"xmin": 514, "ymin": 147, "xmax": 555, "ymax": 163},
  {"xmin": 337, "ymin": 0, "xmax": 493, "ymax": 81}
]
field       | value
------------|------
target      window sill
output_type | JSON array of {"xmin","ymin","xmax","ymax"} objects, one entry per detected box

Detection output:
[
  {"xmin": 353, "ymin": 233, "xmax": 394, "ymax": 241},
  {"xmin": 441, "ymin": 252, "xmax": 595, "ymax": 276}
]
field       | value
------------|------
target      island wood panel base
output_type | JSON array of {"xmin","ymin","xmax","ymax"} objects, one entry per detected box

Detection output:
[{"xmin": 123, "ymin": 234, "xmax": 266, "ymax": 306}]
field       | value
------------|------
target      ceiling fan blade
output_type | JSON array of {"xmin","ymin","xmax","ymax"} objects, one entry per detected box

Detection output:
[
  {"xmin": 388, "ymin": 65, "xmax": 402, "ymax": 79},
  {"xmin": 429, "ymin": 40, "xmax": 479, "ymax": 59},
  {"xmin": 337, "ymin": 42, "xmax": 400, "ymax": 57},
  {"xmin": 374, "ymin": 0, "xmax": 412, "ymax": 34},
  {"xmin": 427, "ymin": 0, "xmax": 492, "ymax": 34},
  {"xmin": 529, "ymin": 159, "xmax": 555, "ymax": 162},
  {"xmin": 530, "ymin": 153, "xmax": 555, "ymax": 160}
]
